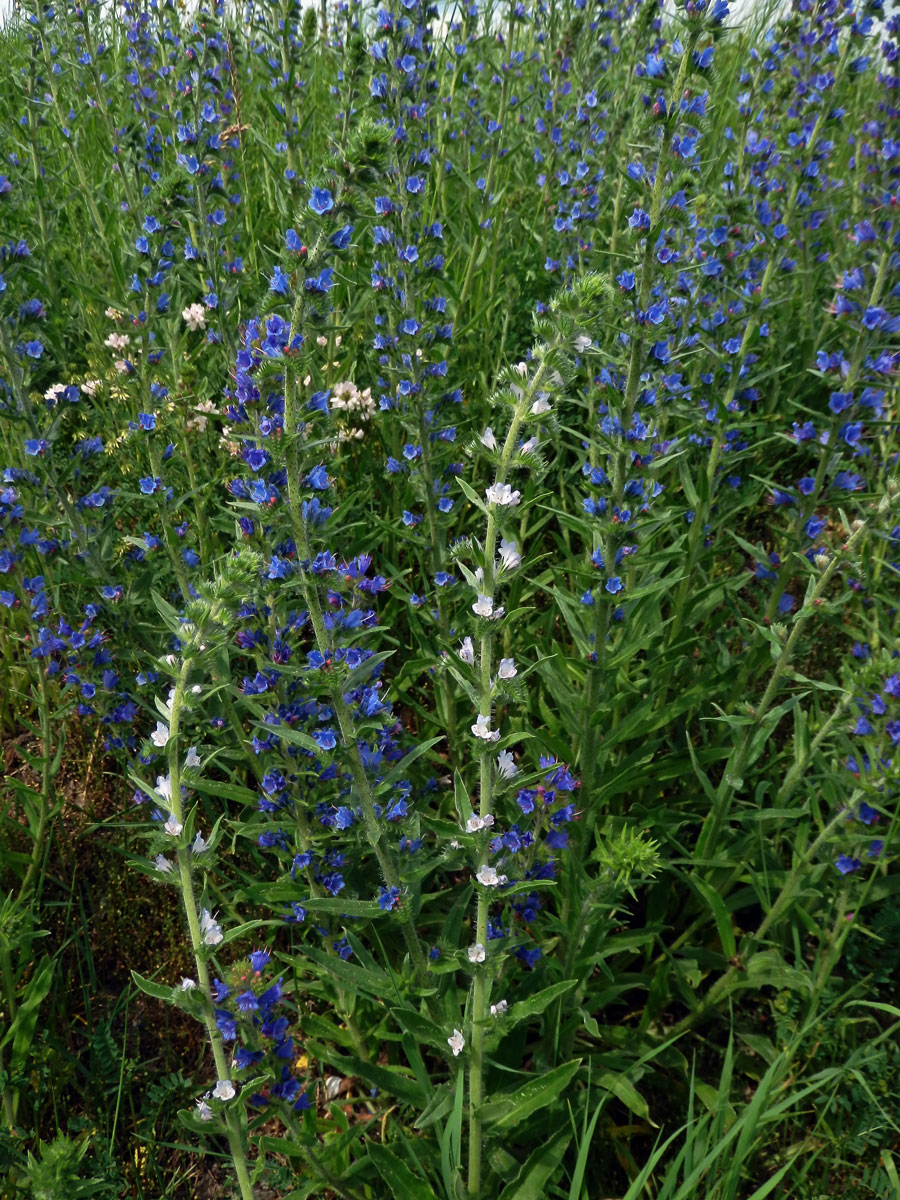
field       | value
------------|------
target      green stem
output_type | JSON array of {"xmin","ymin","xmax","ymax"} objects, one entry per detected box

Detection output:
[
  {"xmin": 166, "ymin": 660, "xmax": 255, "ymax": 1200},
  {"xmin": 467, "ymin": 352, "xmax": 553, "ymax": 1200},
  {"xmin": 696, "ymin": 511, "xmax": 873, "ymax": 859}
]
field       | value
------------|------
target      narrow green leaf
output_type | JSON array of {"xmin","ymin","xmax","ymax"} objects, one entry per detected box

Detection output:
[
  {"xmin": 506, "ymin": 979, "xmax": 578, "ymax": 1028},
  {"xmin": 478, "ymin": 1059, "xmax": 581, "ymax": 1128},
  {"xmin": 499, "ymin": 1128, "xmax": 571, "ymax": 1200},
  {"xmin": 367, "ymin": 1142, "xmax": 439, "ymax": 1200},
  {"xmin": 129, "ymin": 969, "xmax": 173, "ymax": 1004}
]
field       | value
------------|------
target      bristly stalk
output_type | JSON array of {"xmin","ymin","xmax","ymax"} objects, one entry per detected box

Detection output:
[{"xmin": 164, "ymin": 657, "xmax": 256, "ymax": 1200}]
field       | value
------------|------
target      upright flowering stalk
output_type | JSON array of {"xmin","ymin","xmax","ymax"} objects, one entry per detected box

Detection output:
[
  {"xmin": 227, "ymin": 119, "xmax": 435, "ymax": 990},
  {"xmin": 454, "ymin": 276, "xmax": 604, "ymax": 1200},
  {"xmin": 130, "ymin": 557, "xmax": 264, "ymax": 1200}
]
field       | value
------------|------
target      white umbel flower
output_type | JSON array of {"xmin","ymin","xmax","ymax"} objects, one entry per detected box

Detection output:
[{"xmin": 182, "ymin": 303, "xmax": 207, "ymax": 332}]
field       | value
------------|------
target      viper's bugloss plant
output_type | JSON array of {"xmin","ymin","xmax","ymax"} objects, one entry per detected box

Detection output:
[{"xmin": 1, "ymin": 0, "xmax": 899, "ymax": 1196}]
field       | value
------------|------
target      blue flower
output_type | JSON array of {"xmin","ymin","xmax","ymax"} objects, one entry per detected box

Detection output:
[
  {"xmin": 308, "ymin": 187, "xmax": 334, "ymax": 215},
  {"xmin": 835, "ymin": 854, "xmax": 861, "ymax": 875},
  {"xmin": 270, "ymin": 264, "xmax": 290, "ymax": 294}
]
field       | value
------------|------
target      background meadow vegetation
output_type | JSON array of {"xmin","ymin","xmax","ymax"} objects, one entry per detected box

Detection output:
[{"xmin": 0, "ymin": 0, "xmax": 899, "ymax": 1195}]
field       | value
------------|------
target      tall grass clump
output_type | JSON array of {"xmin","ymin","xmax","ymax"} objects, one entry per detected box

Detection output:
[{"xmin": 0, "ymin": 0, "xmax": 898, "ymax": 1195}]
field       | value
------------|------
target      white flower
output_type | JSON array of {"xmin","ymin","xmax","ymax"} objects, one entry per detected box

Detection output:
[
  {"xmin": 114, "ymin": 358, "xmax": 130, "ymax": 374},
  {"xmin": 80, "ymin": 379, "xmax": 101, "ymax": 397},
  {"xmin": 472, "ymin": 714, "xmax": 500, "ymax": 742},
  {"xmin": 185, "ymin": 746, "xmax": 201, "ymax": 768},
  {"xmin": 574, "ymin": 335, "xmax": 592, "ymax": 353},
  {"xmin": 498, "ymin": 539, "xmax": 521, "ymax": 570},
  {"xmin": 490, "ymin": 999, "xmax": 509, "ymax": 1016},
  {"xmin": 196, "ymin": 1097, "xmax": 214, "ymax": 1121},
  {"xmin": 104, "ymin": 331, "xmax": 130, "ymax": 350},
  {"xmin": 530, "ymin": 395, "xmax": 552, "ymax": 415},
  {"xmin": 155, "ymin": 853, "xmax": 174, "ymax": 873},
  {"xmin": 473, "ymin": 594, "xmax": 494, "ymax": 618},
  {"xmin": 192, "ymin": 832, "xmax": 209, "ymax": 853},
  {"xmin": 182, "ymin": 303, "xmax": 207, "ymax": 332},
  {"xmin": 150, "ymin": 721, "xmax": 170, "ymax": 747},
  {"xmin": 212, "ymin": 1080, "xmax": 235, "ymax": 1101},
  {"xmin": 179, "ymin": 977, "xmax": 197, "ymax": 990},
  {"xmin": 497, "ymin": 658, "xmax": 517, "ymax": 680},
  {"xmin": 514, "ymin": 361, "xmax": 528, "ymax": 377},
  {"xmin": 44, "ymin": 383, "xmax": 66, "ymax": 403},
  {"xmin": 467, "ymin": 943, "xmax": 486, "ymax": 963},
  {"xmin": 520, "ymin": 436, "xmax": 538, "ymax": 455},
  {"xmin": 155, "ymin": 774, "xmax": 172, "ymax": 802},
  {"xmin": 200, "ymin": 909, "xmax": 224, "ymax": 946},
  {"xmin": 467, "ymin": 814, "xmax": 496, "ymax": 831},
  {"xmin": 480, "ymin": 427, "xmax": 498, "ymax": 450},
  {"xmin": 448, "ymin": 1029, "xmax": 465, "ymax": 1057},
  {"xmin": 164, "ymin": 814, "xmax": 183, "ymax": 837},
  {"xmin": 459, "ymin": 636, "xmax": 475, "ymax": 664},
  {"xmin": 497, "ymin": 750, "xmax": 518, "ymax": 780},
  {"xmin": 485, "ymin": 482, "xmax": 521, "ymax": 506},
  {"xmin": 476, "ymin": 865, "xmax": 507, "ymax": 887}
]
